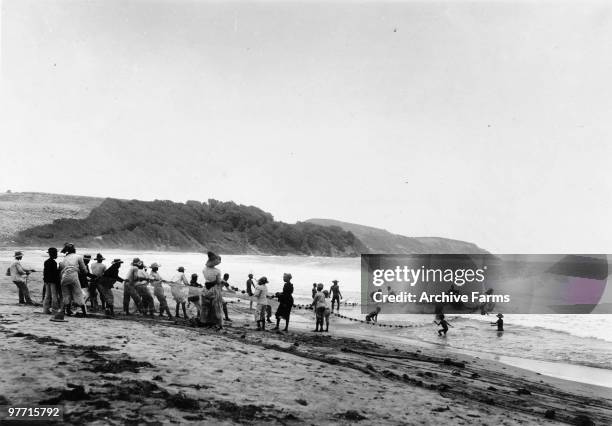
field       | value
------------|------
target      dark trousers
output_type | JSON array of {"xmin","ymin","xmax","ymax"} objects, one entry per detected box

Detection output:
[
  {"xmin": 13, "ymin": 281, "xmax": 32, "ymax": 304},
  {"xmin": 99, "ymin": 286, "xmax": 115, "ymax": 312}
]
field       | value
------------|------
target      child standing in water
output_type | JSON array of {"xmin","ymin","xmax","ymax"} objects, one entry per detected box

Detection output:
[
  {"xmin": 490, "ymin": 313, "xmax": 504, "ymax": 331},
  {"xmin": 435, "ymin": 314, "xmax": 453, "ymax": 336}
]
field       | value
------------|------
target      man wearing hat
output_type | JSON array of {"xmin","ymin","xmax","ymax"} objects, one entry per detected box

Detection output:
[
  {"xmin": 42, "ymin": 248, "xmax": 62, "ymax": 314},
  {"xmin": 330, "ymin": 280, "xmax": 342, "ymax": 313},
  {"xmin": 89, "ymin": 253, "xmax": 107, "ymax": 311},
  {"xmin": 9, "ymin": 251, "xmax": 35, "ymax": 305},
  {"xmin": 123, "ymin": 258, "xmax": 144, "ymax": 315},
  {"xmin": 97, "ymin": 259, "xmax": 125, "ymax": 316},
  {"xmin": 58, "ymin": 243, "xmax": 89, "ymax": 316}
]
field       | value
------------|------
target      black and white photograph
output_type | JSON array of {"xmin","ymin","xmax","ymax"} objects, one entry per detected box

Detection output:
[{"xmin": 1, "ymin": 0, "xmax": 611, "ymax": 424}]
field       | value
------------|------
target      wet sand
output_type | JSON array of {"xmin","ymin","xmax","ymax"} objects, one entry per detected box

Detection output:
[{"xmin": 1, "ymin": 266, "xmax": 612, "ymax": 425}]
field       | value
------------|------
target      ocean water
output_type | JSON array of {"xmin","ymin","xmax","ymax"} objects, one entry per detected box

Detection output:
[{"xmin": 4, "ymin": 248, "xmax": 612, "ymax": 373}]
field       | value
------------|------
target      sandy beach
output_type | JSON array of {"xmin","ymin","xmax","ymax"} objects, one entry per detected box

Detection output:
[{"xmin": 1, "ymin": 261, "xmax": 611, "ymax": 425}]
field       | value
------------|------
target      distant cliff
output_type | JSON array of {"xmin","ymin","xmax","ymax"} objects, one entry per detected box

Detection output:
[
  {"xmin": 306, "ymin": 218, "xmax": 487, "ymax": 254},
  {"xmin": 15, "ymin": 198, "xmax": 366, "ymax": 256}
]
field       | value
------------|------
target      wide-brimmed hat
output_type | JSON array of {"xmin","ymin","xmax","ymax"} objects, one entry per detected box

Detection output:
[
  {"xmin": 496, "ymin": 313, "xmax": 504, "ymax": 318},
  {"xmin": 112, "ymin": 258, "xmax": 123, "ymax": 264},
  {"xmin": 46, "ymin": 247, "xmax": 58, "ymax": 255},
  {"xmin": 177, "ymin": 266, "xmax": 185, "ymax": 272},
  {"xmin": 150, "ymin": 262, "xmax": 161, "ymax": 268},
  {"xmin": 206, "ymin": 251, "xmax": 221, "ymax": 267},
  {"xmin": 95, "ymin": 253, "xmax": 105, "ymax": 261},
  {"xmin": 131, "ymin": 257, "xmax": 141, "ymax": 266},
  {"xmin": 14, "ymin": 251, "xmax": 23, "ymax": 258},
  {"xmin": 61, "ymin": 243, "xmax": 75, "ymax": 254},
  {"xmin": 332, "ymin": 280, "xmax": 339, "ymax": 284},
  {"xmin": 258, "ymin": 276, "xmax": 268, "ymax": 285},
  {"xmin": 83, "ymin": 254, "xmax": 92, "ymax": 260}
]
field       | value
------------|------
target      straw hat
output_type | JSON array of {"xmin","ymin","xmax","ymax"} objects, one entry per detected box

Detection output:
[{"xmin": 496, "ymin": 313, "xmax": 504, "ymax": 318}]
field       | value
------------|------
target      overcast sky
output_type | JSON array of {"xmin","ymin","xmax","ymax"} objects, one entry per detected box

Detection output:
[{"xmin": 1, "ymin": 0, "xmax": 611, "ymax": 253}]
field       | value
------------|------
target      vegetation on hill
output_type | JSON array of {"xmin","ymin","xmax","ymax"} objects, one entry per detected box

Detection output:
[{"xmin": 16, "ymin": 198, "xmax": 366, "ymax": 256}]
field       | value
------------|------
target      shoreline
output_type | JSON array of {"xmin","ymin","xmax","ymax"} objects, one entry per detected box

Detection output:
[{"xmin": 325, "ymin": 322, "xmax": 612, "ymax": 391}]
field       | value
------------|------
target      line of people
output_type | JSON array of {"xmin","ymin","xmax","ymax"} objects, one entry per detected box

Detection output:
[{"xmin": 7, "ymin": 245, "xmax": 305, "ymax": 332}]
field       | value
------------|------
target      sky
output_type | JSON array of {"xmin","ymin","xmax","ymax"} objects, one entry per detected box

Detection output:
[{"xmin": 1, "ymin": 0, "xmax": 612, "ymax": 253}]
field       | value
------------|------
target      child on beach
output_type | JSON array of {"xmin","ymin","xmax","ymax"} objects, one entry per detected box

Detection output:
[
  {"xmin": 490, "ymin": 313, "xmax": 504, "ymax": 331},
  {"xmin": 435, "ymin": 314, "xmax": 453, "ymax": 336},
  {"xmin": 322, "ymin": 290, "xmax": 331, "ymax": 332},
  {"xmin": 312, "ymin": 283, "xmax": 326, "ymax": 332},
  {"xmin": 253, "ymin": 276, "xmax": 269, "ymax": 331}
]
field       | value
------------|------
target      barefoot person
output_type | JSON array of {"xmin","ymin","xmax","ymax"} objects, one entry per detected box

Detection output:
[
  {"xmin": 220, "ymin": 273, "xmax": 232, "ymax": 322},
  {"xmin": 97, "ymin": 258, "xmax": 124, "ymax": 317},
  {"xmin": 246, "ymin": 273, "xmax": 255, "ymax": 310},
  {"xmin": 188, "ymin": 273, "xmax": 203, "ymax": 318},
  {"xmin": 59, "ymin": 243, "xmax": 88, "ymax": 317},
  {"xmin": 330, "ymin": 280, "xmax": 342, "ymax": 312},
  {"xmin": 273, "ymin": 273, "xmax": 294, "ymax": 331},
  {"xmin": 312, "ymin": 283, "xmax": 326, "ymax": 332},
  {"xmin": 42, "ymin": 248, "xmax": 61, "ymax": 314},
  {"xmin": 135, "ymin": 261, "xmax": 155, "ymax": 316},
  {"xmin": 9, "ymin": 251, "xmax": 35, "ymax": 305},
  {"xmin": 253, "ymin": 276, "xmax": 269, "ymax": 331},
  {"xmin": 322, "ymin": 290, "xmax": 332, "ymax": 332},
  {"xmin": 171, "ymin": 266, "xmax": 190, "ymax": 319},
  {"xmin": 435, "ymin": 314, "xmax": 453, "ymax": 336},
  {"xmin": 149, "ymin": 263, "xmax": 172, "ymax": 318},
  {"xmin": 123, "ymin": 258, "xmax": 144, "ymax": 315},
  {"xmin": 90, "ymin": 253, "xmax": 107, "ymax": 311}
]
